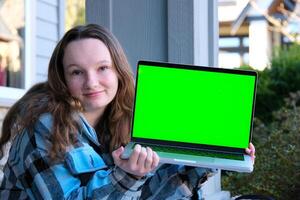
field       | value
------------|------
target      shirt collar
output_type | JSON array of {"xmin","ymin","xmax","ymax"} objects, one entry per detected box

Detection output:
[{"xmin": 78, "ymin": 113, "xmax": 101, "ymax": 147}]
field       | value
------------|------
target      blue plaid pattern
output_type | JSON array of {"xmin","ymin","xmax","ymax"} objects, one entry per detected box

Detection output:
[{"xmin": 0, "ymin": 113, "xmax": 216, "ymax": 199}]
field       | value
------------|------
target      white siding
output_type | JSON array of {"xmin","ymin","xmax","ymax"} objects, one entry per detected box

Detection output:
[
  {"xmin": 35, "ymin": 0, "xmax": 64, "ymax": 83},
  {"xmin": 36, "ymin": 37, "xmax": 57, "ymax": 58},
  {"xmin": 36, "ymin": 1, "xmax": 58, "ymax": 24},
  {"xmin": 36, "ymin": 20, "xmax": 58, "ymax": 41},
  {"xmin": 36, "ymin": 73, "xmax": 48, "ymax": 83},
  {"xmin": 39, "ymin": 0, "xmax": 58, "ymax": 6},
  {"xmin": 36, "ymin": 57, "xmax": 49, "ymax": 74}
]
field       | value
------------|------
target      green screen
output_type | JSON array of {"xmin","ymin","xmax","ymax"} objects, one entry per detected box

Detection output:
[{"xmin": 133, "ymin": 64, "xmax": 256, "ymax": 149}]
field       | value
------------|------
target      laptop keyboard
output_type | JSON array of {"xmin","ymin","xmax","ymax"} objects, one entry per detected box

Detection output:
[{"xmin": 139, "ymin": 144, "xmax": 244, "ymax": 161}]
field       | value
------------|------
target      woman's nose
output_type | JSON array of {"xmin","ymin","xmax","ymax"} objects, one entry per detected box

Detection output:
[{"xmin": 85, "ymin": 73, "xmax": 98, "ymax": 89}]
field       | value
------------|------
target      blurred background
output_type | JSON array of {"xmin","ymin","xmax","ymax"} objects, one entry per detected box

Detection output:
[{"xmin": 0, "ymin": 0, "xmax": 299, "ymax": 199}]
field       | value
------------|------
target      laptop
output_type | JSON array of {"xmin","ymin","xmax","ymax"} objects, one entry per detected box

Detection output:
[{"xmin": 122, "ymin": 60, "xmax": 257, "ymax": 173}]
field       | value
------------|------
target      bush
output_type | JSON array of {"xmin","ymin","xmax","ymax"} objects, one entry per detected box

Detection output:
[
  {"xmin": 222, "ymin": 92, "xmax": 300, "ymax": 200},
  {"xmin": 254, "ymin": 44, "xmax": 300, "ymax": 123}
]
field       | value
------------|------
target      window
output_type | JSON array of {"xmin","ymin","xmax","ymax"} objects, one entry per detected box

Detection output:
[
  {"xmin": 0, "ymin": 0, "xmax": 25, "ymax": 88},
  {"xmin": 219, "ymin": 37, "xmax": 240, "ymax": 48},
  {"xmin": 219, "ymin": 35, "xmax": 249, "ymax": 68},
  {"xmin": 0, "ymin": 0, "xmax": 34, "ymax": 106}
]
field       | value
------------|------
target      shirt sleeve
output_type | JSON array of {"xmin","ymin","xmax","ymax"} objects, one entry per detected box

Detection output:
[
  {"xmin": 21, "ymin": 145, "xmax": 147, "ymax": 200},
  {"xmin": 139, "ymin": 164, "xmax": 217, "ymax": 199},
  {"xmin": 91, "ymin": 166, "xmax": 148, "ymax": 199}
]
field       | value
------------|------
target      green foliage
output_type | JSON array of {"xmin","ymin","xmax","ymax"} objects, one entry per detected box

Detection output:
[
  {"xmin": 222, "ymin": 92, "xmax": 300, "ymax": 200},
  {"xmin": 224, "ymin": 45, "xmax": 300, "ymax": 199},
  {"xmin": 65, "ymin": 0, "xmax": 85, "ymax": 31},
  {"xmin": 254, "ymin": 44, "xmax": 300, "ymax": 122},
  {"xmin": 271, "ymin": 45, "xmax": 300, "ymax": 92}
]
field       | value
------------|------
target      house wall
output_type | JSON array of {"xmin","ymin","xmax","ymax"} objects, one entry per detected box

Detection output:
[
  {"xmin": 0, "ymin": 0, "xmax": 64, "ymax": 182},
  {"xmin": 86, "ymin": 0, "xmax": 168, "ymax": 74},
  {"xmin": 0, "ymin": 0, "xmax": 63, "ymax": 132},
  {"xmin": 249, "ymin": 20, "xmax": 271, "ymax": 70},
  {"xmin": 36, "ymin": 0, "xmax": 64, "ymax": 82}
]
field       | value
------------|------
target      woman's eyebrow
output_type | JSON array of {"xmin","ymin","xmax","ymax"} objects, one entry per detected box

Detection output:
[
  {"xmin": 65, "ymin": 60, "xmax": 112, "ymax": 69},
  {"xmin": 65, "ymin": 63, "xmax": 81, "ymax": 69},
  {"xmin": 96, "ymin": 60, "xmax": 112, "ymax": 65}
]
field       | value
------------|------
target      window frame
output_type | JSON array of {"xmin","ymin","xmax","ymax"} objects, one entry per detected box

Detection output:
[
  {"xmin": 219, "ymin": 35, "xmax": 249, "ymax": 66},
  {"xmin": 0, "ymin": 0, "xmax": 36, "ymax": 107}
]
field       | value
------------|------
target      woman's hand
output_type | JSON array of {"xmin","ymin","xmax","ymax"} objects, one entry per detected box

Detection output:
[
  {"xmin": 245, "ymin": 142, "xmax": 256, "ymax": 164},
  {"xmin": 112, "ymin": 144, "xmax": 160, "ymax": 178}
]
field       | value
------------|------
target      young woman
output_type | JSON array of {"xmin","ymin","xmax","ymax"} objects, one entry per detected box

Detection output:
[{"xmin": 0, "ymin": 24, "xmax": 255, "ymax": 199}]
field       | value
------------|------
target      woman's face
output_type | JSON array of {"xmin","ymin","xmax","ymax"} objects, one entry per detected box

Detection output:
[{"xmin": 63, "ymin": 38, "xmax": 118, "ymax": 113}]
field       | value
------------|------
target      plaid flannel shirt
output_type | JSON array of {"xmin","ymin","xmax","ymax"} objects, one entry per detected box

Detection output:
[{"xmin": 0, "ymin": 113, "xmax": 216, "ymax": 200}]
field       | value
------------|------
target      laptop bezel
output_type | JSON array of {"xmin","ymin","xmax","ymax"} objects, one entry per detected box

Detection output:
[{"xmin": 131, "ymin": 60, "xmax": 258, "ymax": 154}]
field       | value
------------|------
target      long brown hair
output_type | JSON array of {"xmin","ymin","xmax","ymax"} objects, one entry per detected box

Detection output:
[{"xmin": 0, "ymin": 24, "xmax": 135, "ymax": 159}]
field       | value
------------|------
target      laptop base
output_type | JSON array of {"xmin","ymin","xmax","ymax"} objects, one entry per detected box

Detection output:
[{"xmin": 122, "ymin": 142, "xmax": 253, "ymax": 173}]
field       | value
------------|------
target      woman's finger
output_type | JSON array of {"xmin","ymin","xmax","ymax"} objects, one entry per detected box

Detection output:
[
  {"xmin": 112, "ymin": 146, "xmax": 124, "ymax": 166},
  {"xmin": 129, "ymin": 144, "xmax": 141, "ymax": 165},
  {"xmin": 250, "ymin": 143, "xmax": 255, "ymax": 155},
  {"xmin": 245, "ymin": 148, "xmax": 251, "ymax": 154},
  {"xmin": 144, "ymin": 147, "xmax": 153, "ymax": 170},
  {"xmin": 151, "ymin": 151, "xmax": 160, "ymax": 169},
  {"xmin": 248, "ymin": 143, "xmax": 256, "ymax": 164},
  {"xmin": 137, "ymin": 147, "xmax": 147, "ymax": 168}
]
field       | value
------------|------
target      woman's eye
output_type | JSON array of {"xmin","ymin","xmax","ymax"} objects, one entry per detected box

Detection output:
[
  {"xmin": 99, "ymin": 66, "xmax": 109, "ymax": 71},
  {"xmin": 71, "ymin": 70, "xmax": 83, "ymax": 75}
]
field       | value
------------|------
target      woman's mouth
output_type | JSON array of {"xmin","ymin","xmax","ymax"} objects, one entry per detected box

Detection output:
[{"xmin": 83, "ymin": 91, "xmax": 105, "ymax": 97}]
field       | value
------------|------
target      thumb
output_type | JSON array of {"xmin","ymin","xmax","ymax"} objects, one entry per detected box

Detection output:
[{"xmin": 112, "ymin": 146, "xmax": 124, "ymax": 164}]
